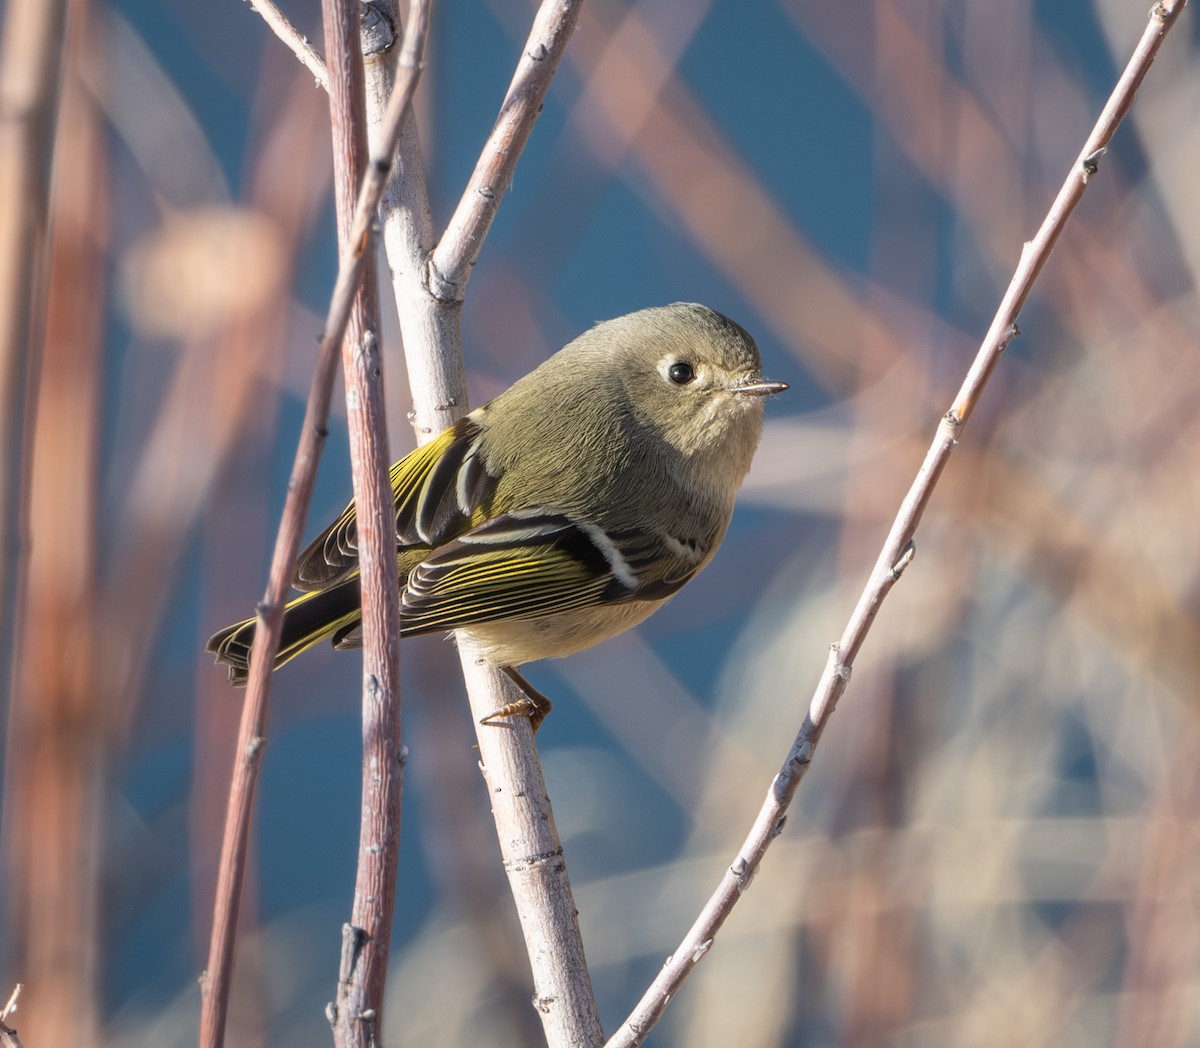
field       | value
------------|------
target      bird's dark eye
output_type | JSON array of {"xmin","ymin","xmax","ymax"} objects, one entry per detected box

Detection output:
[{"xmin": 667, "ymin": 361, "xmax": 695, "ymax": 385}]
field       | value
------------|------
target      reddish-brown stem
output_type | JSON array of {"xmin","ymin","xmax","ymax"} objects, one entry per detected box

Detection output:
[
  {"xmin": 320, "ymin": 0, "xmax": 404, "ymax": 1040},
  {"xmin": 0, "ymin": 0, "xmax": 70, "ymax": 776},
  {"xmin": 197, "ymin": 4, "xmax": 432, "ymax": 1046}
]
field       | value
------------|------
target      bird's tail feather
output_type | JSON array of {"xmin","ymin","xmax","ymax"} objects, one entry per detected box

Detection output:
[{"xmin": 206, "ymin": 580, "xmax": 362, "ymax": 686}]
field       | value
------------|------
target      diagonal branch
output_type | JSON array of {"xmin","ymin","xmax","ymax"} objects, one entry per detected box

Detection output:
[
  {"xmin": 247, "ymin": 0, "xmax": 328, "ymax": 89},
  {"xmin": 0, "ymin": 984, "xmax": 25, "ymax": 1048},
  {"xmin": 428, "ymin": 0, "xmax": 583, "ymax": 301},
  {"xmin": 605, "ymin": 1, "xmax": 1190, "ymax": 1044}
]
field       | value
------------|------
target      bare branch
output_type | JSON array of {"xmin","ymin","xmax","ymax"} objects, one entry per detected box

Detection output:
[
  {"xmin": 605, "ymin": 2, "xmax": 1191, "ymax": 1043},
  {"xmin": 428, "ymin": 0, "xmax": 583, "ymax": 302},
  {"xmin": 0, "ymin": 0, "xmax": 70, "ymax": 790},
  {"xmin": 434, "ymin": 5, "xmax": 603, "ymax": 1038},
  {"xmin": 0, "ymin": 983, "xmax": 25, "ymax": 1048},
  {"xmin": 458, "ymin": 635, "xmax": 606, "ymax": 1046},
  {"xmin": 364, "ymin": 1, "xmax": 603, "ymax": 1042},
  {"xmin": 247, "ymin": 0, "xmax": 329, "ymax": 89},
  {"xmin": 364, "ymin": 0, "xmax": 464, "ymax": 441},
  {"xmin": 197, "ymin": 5, "xmax": 433, "ymax": 1047},
  {"xmin": 318, "ymin": 0, "xmax": 408, "ymax": 1042}
]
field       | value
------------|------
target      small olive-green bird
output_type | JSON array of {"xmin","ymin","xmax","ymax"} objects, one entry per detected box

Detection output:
[{"xmin": 207, "ymin": 303, "xmax": 786, "ymax": 695}]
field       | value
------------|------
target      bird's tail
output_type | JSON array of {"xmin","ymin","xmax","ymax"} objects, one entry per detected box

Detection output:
[{"xmin": 206, "ymin": 579, "xmax": 363, "ymax": 686}]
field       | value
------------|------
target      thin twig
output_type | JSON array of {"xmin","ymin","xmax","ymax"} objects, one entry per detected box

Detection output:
[
  {"xmin": 319, "ymin": 0, "xmax": 404, "ymax": 1041},
  {"xmin": 246, "ymin": 0, "xmax": 328, "ymax": 89},
  {"xmin": 0, "ymin": 986, "xmax": 19, "ymax": 1027},
  {"xmin": 0, "ymin": 983, "xmax": 24, "ymax": 1048},
  {"xmin": 605, "ymin": 2, "xmax": 1190, "ymax": 1043},
  {"xmin": 427, "ymin": 0, "xmax": 583, "ymax": 301},
  {"xmin": 197, "ymin": 5, "xmax": 433, "ymax": 1047}
]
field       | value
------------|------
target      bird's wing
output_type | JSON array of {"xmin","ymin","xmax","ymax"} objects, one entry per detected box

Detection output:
[
  {"xmin": 293, "ymin": 414, "xmax": 496, "ymax": 591},
  {"xmin": 395, "ymin": 510, "xmax": 702, "ymax": 634}
]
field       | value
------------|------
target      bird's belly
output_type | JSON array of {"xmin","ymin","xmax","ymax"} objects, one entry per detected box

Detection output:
[{"xmin": 462, "ymin": 599, "xmax": 669, "ymax": 666}]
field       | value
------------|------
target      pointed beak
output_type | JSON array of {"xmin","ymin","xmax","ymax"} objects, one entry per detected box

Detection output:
[{"xmin": 730, "ymin": 377, "xmax": 789, "ymax": 398}]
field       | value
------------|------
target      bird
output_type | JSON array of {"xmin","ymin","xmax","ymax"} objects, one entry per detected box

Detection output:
[{"xmin": 207, "ymin": 303, "xmax": 786, "ymax": 724}]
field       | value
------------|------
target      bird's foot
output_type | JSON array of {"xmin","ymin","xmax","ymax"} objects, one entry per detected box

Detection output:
[{"xmin": 479, "ymin": 667, "xmax": 554, "ymax": 734}]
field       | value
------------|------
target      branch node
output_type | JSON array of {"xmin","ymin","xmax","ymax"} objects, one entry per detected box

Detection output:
[
  {"xmin": 889, "ymin": 542, "xmax": 916, "ymax": 580},
  {"xmin": 789, "ymin": 738, "xmax": 815, "ymax": 773},
  {"xmin": 502, "ymin": 846, "xmax": 566, "ymax": 874},
  {"xmin": 338, "ymin": 922, "xmax": 368, "ymax": 986},
  {"xmin": 1150, "ymin": 2, "xmax": 1170, "ymax": 23},
  {"xmin": 1081, "ymin": 146, "xmax": 1107, "ymax": 182},
  {"xmin": 730, "ymin": 857, "xmax": 754, "ymax": 893},
  {"xmin": 426, "ymin": 255, "xmax": 464, "ymax": 304},
  {"xmin": 691, "ymin": 939, "xmax": 714, "ymax": 962},
  {"xmin": 360, "ymin": 1, "xmax": 395, "ymax": 55}
]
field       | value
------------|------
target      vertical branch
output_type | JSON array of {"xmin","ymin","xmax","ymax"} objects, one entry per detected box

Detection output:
[
  {"xmin": 365, "ymin": 1, "xmax": 464, "ymax": 442},
  {"xmin": 367, "ymin": 1, "xmax": 603, "ymax": 1044},
  {"xmin": 198, "ymin": 8, "xmax": 432, "ymax": 1046},
  {"xmin": 319, "ymin": 0, "xmax": 403, "ymax": 1043},
  {"xmin": 1, "ymin": 3, "xmax": 106, "ymax": 1043},
  {"xmin": 0, "ymin": 0, "xmax": 69, "ymax": 787}
]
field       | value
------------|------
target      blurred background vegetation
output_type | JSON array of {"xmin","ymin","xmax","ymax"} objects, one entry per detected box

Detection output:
[{"xmin": 2, "ymin": 1, "xmax": 1199, "ymax": 1046}]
